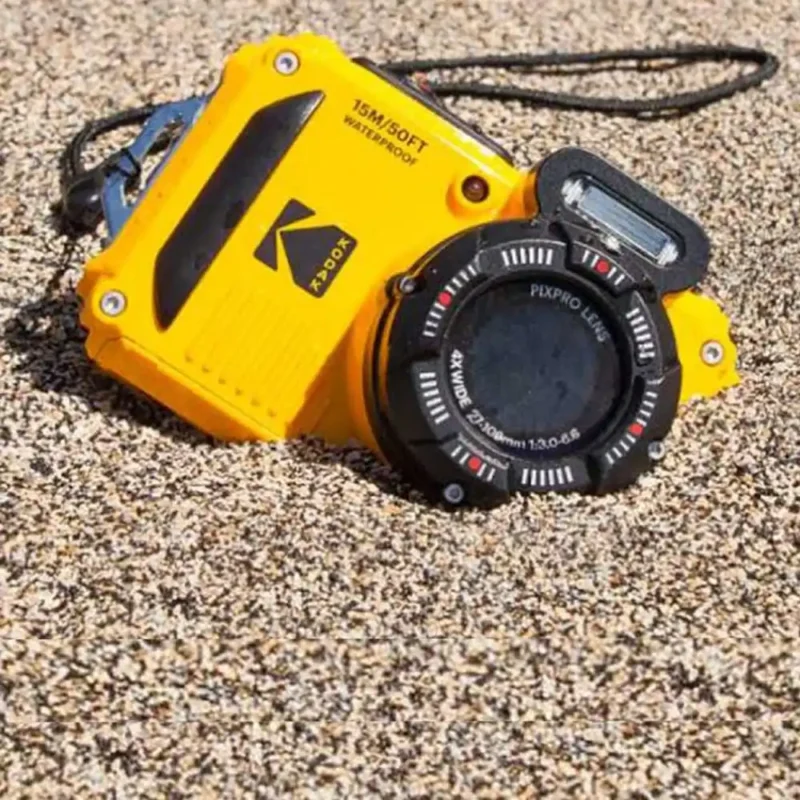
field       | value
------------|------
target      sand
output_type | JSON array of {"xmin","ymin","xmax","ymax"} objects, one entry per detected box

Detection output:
[{"xmin": 1, "ymin": 0, "xmax": 798, "ymax": 796}]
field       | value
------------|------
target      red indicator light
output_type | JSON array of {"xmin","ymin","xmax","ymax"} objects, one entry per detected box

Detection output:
[
  {"xmin": 596, "ymin": 259, "xmax": 610, "ymax": 274},
  {"xmin": 438, "ymin": 291, "xmax": 452, "ymax": 307},
  {"xmin": 467, "ymin": 456, "xmax": 481, "ymax": 471},
  {"xmin": 628, "ymin": 423, "xmax": 644, "ymax": 436}
]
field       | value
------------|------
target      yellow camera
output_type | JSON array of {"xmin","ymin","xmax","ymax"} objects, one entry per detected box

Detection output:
[{"xmin": 75, "ymin": 33, "xmax": 738, "ymax": 506}]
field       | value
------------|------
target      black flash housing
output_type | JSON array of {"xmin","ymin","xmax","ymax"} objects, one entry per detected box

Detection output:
[{"xmin": 534, "ymin": 147, "xmax": 710, "ymax": 295}]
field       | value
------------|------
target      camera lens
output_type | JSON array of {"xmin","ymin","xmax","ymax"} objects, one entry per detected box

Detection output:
[
  {"xmin": 444, "ymin": 277, "xmax": 624, "ymax": 458},
  {"xmin": 368, "ymin": 219, "xmax": 681, "ymax": 507}
]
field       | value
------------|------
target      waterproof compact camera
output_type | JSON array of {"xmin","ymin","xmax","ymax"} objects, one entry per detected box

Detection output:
[{"xmin": 76, "ymin": 33, "xmax": 738, "ymax": 507}]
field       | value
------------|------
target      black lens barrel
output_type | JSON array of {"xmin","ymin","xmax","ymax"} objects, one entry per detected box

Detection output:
[{"xmin": 367, "ymin": 215, "xmax": 682, "ymax": 508}]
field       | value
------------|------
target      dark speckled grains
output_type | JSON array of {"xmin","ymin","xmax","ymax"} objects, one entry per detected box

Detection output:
[{"xmin": 1, "ymin": 0, "xmax": 799, "ymax": 796}]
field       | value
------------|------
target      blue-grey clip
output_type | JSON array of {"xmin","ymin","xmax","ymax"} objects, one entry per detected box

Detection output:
[{"xmin": 101, "ymin": 96, "xmax": 207, "ymax": 240}]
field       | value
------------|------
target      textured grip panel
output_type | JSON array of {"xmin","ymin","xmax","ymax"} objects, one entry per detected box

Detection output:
[{"xmin": 182, "ymin": 281, "xmax": 326, "ymax": 431}]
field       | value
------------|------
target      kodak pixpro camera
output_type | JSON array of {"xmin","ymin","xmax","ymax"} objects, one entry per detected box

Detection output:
[{"xmin": 77, "ymin": 33, "xmax": 738, "ymax": 507}]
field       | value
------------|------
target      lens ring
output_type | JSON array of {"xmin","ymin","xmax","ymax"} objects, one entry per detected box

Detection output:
[{"xmin": 369, "ymin": 218, "xmax": 679, "ymax": 506}]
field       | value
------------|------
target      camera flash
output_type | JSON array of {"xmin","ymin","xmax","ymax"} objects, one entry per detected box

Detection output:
[{"xmin": 562, "ymin": 177, "xmax": 680, "ymax": 266}]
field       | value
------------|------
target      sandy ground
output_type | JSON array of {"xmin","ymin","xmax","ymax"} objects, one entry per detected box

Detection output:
[{"xmin": 1, "ymin": 0, "xmax": 799, "ymax": 796}]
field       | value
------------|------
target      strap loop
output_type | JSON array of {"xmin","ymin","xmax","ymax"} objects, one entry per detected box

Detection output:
[{"xmin": 383, "ymin": 45, "xmax": 779, "ymax": 117}]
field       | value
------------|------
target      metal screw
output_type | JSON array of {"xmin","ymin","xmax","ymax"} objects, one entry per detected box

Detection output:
[
  {"xmin": 99, "ymin": 290, "xmax": 126, "ymax": 317},
  {"xmin": 274, "ymin": 51, "xmax": 300, "ymax": 75},
  {"xmin": 603, "ymin": 234, "xmax": 621, "ymax": 254},
  {"xmin": 396, "ymin": 275, "xmax": 418, "ymax": 295},
  {"xmin": 648, "ymin": 440, "xmax": 667, "ymax": 462},
  {"xmin": 701, "ymin": 340, "xmax": 725, "ymax": 366},
  {"xmin": 443, "ymin": 483, "xmax": 465, "ymax": 505}
]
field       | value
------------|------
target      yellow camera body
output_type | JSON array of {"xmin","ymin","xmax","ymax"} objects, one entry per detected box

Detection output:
[{"xmin": 77, "ymin": 33, "xmax": 738, "ymax": 505}]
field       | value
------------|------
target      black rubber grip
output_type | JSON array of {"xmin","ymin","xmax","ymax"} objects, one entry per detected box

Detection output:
[{"xmin": 154, "ymin": 91, "xmax": 324, "ymax": 329}]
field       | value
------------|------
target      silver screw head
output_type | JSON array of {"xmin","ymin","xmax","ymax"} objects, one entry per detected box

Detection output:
[
  {"xmin": 99, "ymin": 290, "xmax": 126, "ymax": 317},
  {"xmin": 443, "ymin": 483, "xmax": 465, "ymax": 505},
  {"xmin": 648, "ymin": 440, "xmax": 667, "ymax": 462},
  {"xmin": 274, "ymin": 51, "xmax": 300, "ymax": 75},
  {"xmin": 397, "ymin": 275, "xmax": 417, "ymax": 295},
  {"xmin": 602, "ymin": 234, "xmax": 621, "ymax": 253},
  {"xmin": 701, "ymin": 340, "xmax": 725, "ymax": 366}
]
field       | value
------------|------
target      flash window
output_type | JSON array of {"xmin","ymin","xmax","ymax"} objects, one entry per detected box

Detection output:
[{"xmin": 562, "ymin": 176, "xmax": 679, "ymax": 266}]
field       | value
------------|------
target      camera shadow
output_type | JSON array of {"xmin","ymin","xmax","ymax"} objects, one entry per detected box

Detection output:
[
  {"xmin": 3, "ymin": 282, "xmax": 210, "ymax": 446},
  {"xmin": 2, "ymin": 261, "xmax": 421, "ymax": 503}
]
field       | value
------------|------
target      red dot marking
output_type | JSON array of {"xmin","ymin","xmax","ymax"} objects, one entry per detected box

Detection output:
[
  {"xmin": 438, "ymin": 291, "xmax": 452, "ymax": 307},
  {"xmin": 596, "ymin": 259, "xmax": 611, "ymax": 274},
  {"xmin": 628, "ymin": 423, "xmax": 644, "ymax": 436},
  {"xmin": 467, "ymin": 456, "xmax": 481, "ymax": 472}
]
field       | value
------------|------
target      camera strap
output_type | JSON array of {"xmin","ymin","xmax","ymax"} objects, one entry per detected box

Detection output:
[
  {"xmin": 384, "ymin": 44, "xmax": 779, "ymax": 117},
  {"xmin": 54, "ymin": 43, "xmax": 778, "ymax": 243}
]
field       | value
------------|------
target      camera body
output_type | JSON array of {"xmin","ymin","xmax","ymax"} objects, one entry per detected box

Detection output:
[{"xmin": 78, "ymin": 33, "xmax": 738, "ymax": 506}]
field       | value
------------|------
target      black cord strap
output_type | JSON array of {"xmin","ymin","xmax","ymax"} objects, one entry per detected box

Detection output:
[
  {"xmin": 55, "ymin": 104, "xmax": 164, "ymax": 236},
  {"xmin": 383, "ymin": 44, "xmax": 779, "ymax": 116},
  {"xmin": 59, "ymin": 105, "xmax": 157, "ymax": 191}
]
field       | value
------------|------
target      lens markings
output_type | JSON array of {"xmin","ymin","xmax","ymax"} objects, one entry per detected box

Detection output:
[
  {"xmin": 530, "ymin": 282, "xmax": 611, "ymax": 344},
  {"xmin": 416, "ymin": 370, "xmax": 451, "ymax": 425},
  {"xmin": 625, "ymin": 302, "xmax": 657, "ymax": 362},
  {"xmin": 449, "ymin": 442, "xmax": 498, "ymax": 483},
  {"xmin": 604, "ymin": 383, "xmax": 660, "ymax": 466},
  {"xmin": 579, "ymin": 246, "xmax": 629, "ymax": 289},
  {"xmin": 520, "ymin": 464, "xmax": 574, "ymax": 489},
  {"xmin": 422, "ymin": 263, "xmax": 479, "ymax": 339},
  {"xmin": 500, "ymin": 245, "xmax": 555, "ymax": 269}
]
